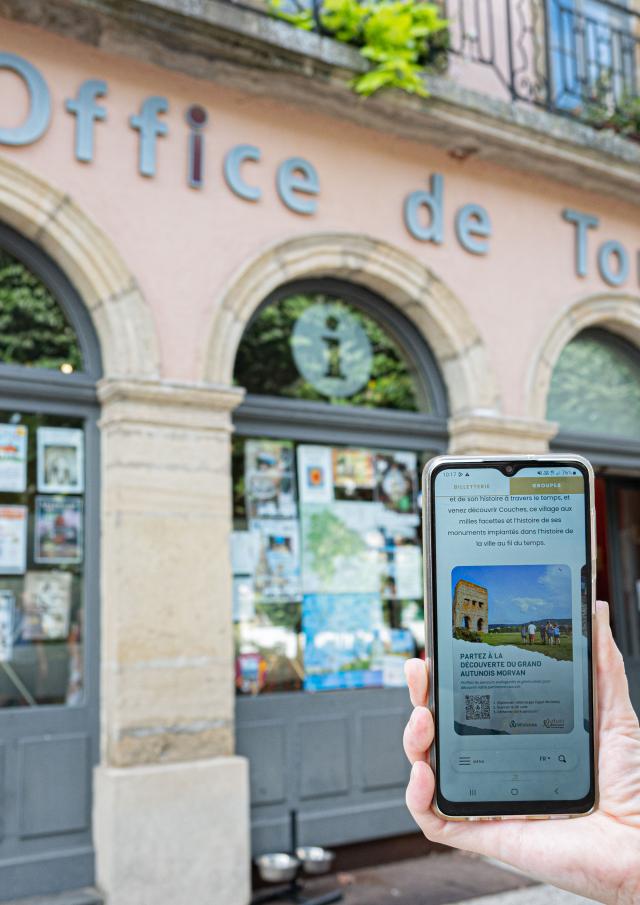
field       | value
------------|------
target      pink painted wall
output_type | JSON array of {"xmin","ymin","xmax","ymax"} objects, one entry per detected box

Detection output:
[{"xmin": 1, "ymin": 19, "xmax": 639, "ymax": 418}]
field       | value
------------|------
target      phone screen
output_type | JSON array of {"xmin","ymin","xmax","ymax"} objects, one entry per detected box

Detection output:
[{"xmin": 429, "ymin": 461, "xmax": 595, "ymax": 815}]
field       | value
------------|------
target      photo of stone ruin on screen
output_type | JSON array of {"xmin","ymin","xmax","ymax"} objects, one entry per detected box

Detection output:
[{"xmin": 453, "ymin": 580, "xmax": 489, "ymax": 634}]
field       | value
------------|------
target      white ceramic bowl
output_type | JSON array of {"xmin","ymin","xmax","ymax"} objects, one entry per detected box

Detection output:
[{"xmin": 296, "ymin": 846, "xmax": 335, "ymax": 875}]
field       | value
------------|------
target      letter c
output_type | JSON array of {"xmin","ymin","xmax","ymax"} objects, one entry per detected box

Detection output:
[
  {"xmin": 224, "ymin": 145, "xmax": 261, "ymax": 201},
  {"xmin": 0, "ymin": 53, "xmax": 51, "ymax": 146}
]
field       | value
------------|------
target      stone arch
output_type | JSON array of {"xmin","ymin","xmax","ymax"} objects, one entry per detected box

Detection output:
[
  {"xmin": 526, "ymin": 292, "xmax": 640, "ymax": 421},
  {"xmin": 201, "ymin": 233, "xmax": 499, "ymax": 416},
  {"xmin": 0, "ymin": 154, "xmax": 159, "ymax": 378}
]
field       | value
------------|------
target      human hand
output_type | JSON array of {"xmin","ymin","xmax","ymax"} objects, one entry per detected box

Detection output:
[{"xmin": 403, "ymin": 601, "xmax": 640, "ymax": 904}]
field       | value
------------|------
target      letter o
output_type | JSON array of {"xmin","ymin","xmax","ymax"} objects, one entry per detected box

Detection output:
[
  {"xmin": 0, "ymin": 53, "xmax": 51, "ymax": 146},
  {"xmin": 597, "ymin": 240, "xmax": 629, "ymax": 287}
]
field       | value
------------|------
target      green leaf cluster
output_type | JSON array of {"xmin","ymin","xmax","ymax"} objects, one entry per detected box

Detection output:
[
  {"xmin": 0, "ymin": 249, "xmax": 83, "ymax": 371},
  {"xmin": 582, "ymin": 75, "xmax": 640, "ymax": 143},
  {"xmin": 267, "ymin": 0, "xmax": 448, "ymax": 97}
]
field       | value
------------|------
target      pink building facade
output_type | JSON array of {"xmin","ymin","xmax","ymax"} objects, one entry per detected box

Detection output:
[{"xmin": 0, "ymin": 2, "xmax": 639, "ymax": 903}]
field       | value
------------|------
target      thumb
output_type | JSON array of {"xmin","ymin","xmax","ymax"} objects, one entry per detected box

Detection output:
[{"xmin": 595, "ymin": 600, "xmax": 639, "ymax": 734}]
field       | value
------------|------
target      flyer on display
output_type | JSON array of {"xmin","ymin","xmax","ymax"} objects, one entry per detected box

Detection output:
[
  {"xmin": 302, "ymin": 592, "xmax": 384, "ymax": 691},
  {"xmin": 244, "ymin": 439, "xmax": 297, "ymax": 519},
  {"xmin": 22, "ymin": 570, "xmax": 73, "ymax": 641},
  {"xmin": 375, "ymin": 451, "xmax": 417, "ymax": 513},
  {"xmin": 0, "ymin": 506, "xmax": 28, "ymax": 574},
  {"xmin": 297, "ymin": 445, "xmax": 333, "ymax": 505},
  {"xmin": 0, "ymin": 590, "xmax": 15, "ymax": 663},
  {"xmin": 0, "ymin": 424, "xmax": 28, "ymax": 493},
  {"xmin": 251, "ymin": 518, "xmax": 301, "ymax": 601},
  {"xmin": 34, "ymin": 497, "xmax": 83, "ymax": 565},
  {"xmin": 37, "ymin": 427, "xmax": 84, "ymax": 494}
]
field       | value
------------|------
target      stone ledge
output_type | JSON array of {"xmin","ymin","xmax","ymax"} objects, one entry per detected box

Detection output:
[
  {"xmin": 1, "ymin": 0, "xmax": 639, "ymax": 205},
  {"xmin": 448, "ymin": 412, "xmax": 559, "ymax": 455}
]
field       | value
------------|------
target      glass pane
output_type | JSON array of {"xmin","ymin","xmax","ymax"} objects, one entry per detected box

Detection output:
[
  {"xmin": 0, "ymin": 411, "xmax": 85, "ymax": 707},
  {"xmin": 232, "ymin": 435, "xmax": 427, "ymax": 695},
  {"xmin": 0, "ymin": 248, "xmax": 83, "ymax": 373},
  {"xmin": 234, "ymin": 291, "xmax": 425, "ymax": 411},
  {"xmin": 547, "ymin": 330, "xmax": 640, "ymax": 439}
]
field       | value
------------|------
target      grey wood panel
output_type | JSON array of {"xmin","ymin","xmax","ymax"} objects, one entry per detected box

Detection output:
[
  {"xmin": 360, "ymin": 709, "xmax": 411, "ymax": 791},
  {"xmin": 298, "ymin": 716, "xmax": 350, "ymax": 801},
  {"xmin": 236, "ymin": 720, "xmax": 287, "ymax": 807},
  {"xmin": 19, "ymin": 735, "xmax": 90, "ymax": 839}
]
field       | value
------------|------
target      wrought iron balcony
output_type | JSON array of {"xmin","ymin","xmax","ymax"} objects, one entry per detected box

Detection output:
[{"xmin": 444, "ymin": 0, "xmax": 639, "ymax": 133}]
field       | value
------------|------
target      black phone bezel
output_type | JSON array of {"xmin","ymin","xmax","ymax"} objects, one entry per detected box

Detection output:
[{"xmin": 428, "ymin": 458, "xmax": 596, "ymax": 818}]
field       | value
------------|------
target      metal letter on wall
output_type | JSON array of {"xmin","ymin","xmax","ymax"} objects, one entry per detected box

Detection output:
[{"xmin": 0, "ymin": 53, "xmax": 51, "ymax": 146}]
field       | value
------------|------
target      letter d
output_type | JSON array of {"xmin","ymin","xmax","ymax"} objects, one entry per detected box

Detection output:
[{"xmin": 403, "ymin": 173, "xmax": 444, "ymax": 244}]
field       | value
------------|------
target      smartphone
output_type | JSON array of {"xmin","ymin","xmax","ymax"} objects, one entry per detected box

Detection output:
[{"xmin": 423, "ymin": 454, "xmax": 597, "ymax": 820}]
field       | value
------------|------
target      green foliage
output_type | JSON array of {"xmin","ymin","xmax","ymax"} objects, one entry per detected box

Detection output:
[
  {"xmin": 267, "ymin": 0, "xmax": 448, "ymax": 97},
  {"xmin": 453, "ymin": 627, "xmax": 482, "ymax": 643},
  {"xmin": 0, "ymin": 249, "xmax": 83, "ymax": 371},
  {"xmin": 583, "ymin": 76, "xmax": 640, "ymax": 143}
]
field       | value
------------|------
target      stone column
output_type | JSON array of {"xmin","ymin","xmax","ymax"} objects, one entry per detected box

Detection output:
[
  {"xmin": 448, "ymin": 413, "xmax": 559, "ymax": 455},
  {"xmin": 93, "ymin": 378, "xmax": 250, "ymax": 905}
]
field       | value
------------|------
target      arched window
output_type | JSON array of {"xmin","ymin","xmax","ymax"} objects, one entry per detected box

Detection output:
[
  {"xmin": 0, "ymin": 221, "xmax": 101, "ymax": 892},
  {"xmin": 231, "ymin": 278, "xmax": 447, "ymax": 696},
  {"xmin": 547, "ymin": 328, "xmax": 640, "ymax": 444}
]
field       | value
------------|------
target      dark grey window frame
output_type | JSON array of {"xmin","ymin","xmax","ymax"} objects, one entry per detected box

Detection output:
[
  {"xmin": 549, "ymin": 327, "xmax": 640, "ymax": 472},
  {"xmin": 233, "ymin": 277, "xmax": 449, "ymax": 452},
  {"xmin": 0, "ymin": 221, "xmax": 102, "ymax": 898}
]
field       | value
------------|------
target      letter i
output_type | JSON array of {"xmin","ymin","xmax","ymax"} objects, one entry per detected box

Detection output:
[{"xmin": 186, "ymin": 104, "xmax": 208, "ymax": 189}]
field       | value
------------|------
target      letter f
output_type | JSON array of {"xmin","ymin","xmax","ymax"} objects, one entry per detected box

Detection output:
[
  {"xmin": 65, "ymin": 79, "xmax": 108, "ymax": 163},
  {"xmin": 130, "ymin": 96, "xmax": 169, "ymax": 177}
]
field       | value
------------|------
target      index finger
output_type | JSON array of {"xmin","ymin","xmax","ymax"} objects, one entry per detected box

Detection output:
[{"xmin": 404, "ymin": 657, "xmax": 429, "ymax": 707}]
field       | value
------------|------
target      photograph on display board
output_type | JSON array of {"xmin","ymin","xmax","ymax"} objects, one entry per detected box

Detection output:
[
  {"xmin": 375, "ymin": 451, "xmax": 417, "ymax": 513},
  {"xmin": 22, "ymin": 570, "xmax": 72, "ymax": 641},
  {"xmin": 0, "ymin": 424, "xmax": 28, "ymax": 493},
  {"xmin": 37, "ymin": 427, "xmax": 84, "ymax": 494},
  {"xmin": 251, "ymin": 518, "xmax": 301, "ymax": 601},
  {"xmin": 0, "ymin": 506, "xmax": 28, "ymax": 575},
  {"xmin": 244, "ymin": 439, "xmax": 296, "ymax": 519},
  {"xmin": 0, "ymin": 590, "xmax": 15, "ymax": 663},
  {"xmin": 34, "ymin": 497, "xmax": 83, "ymax": 565},
  {"xmin": 332, "ymin": 448, "xmax": 376, "ymax": 502},
  {"xmin": 230, "ymin": 530, "xmax": 261, "ymax": 577},
  {"xmin": 302, "ymin": 592, "xmax": 385, "ymax": 691}
]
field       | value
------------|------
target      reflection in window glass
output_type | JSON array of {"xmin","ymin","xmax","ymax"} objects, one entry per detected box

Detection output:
[
  {"xmin": 232, "ymin": 436, "xmax": 426, "ymax": 695},
  {"xmin": 547, "ymin": 330, "xmax": 640, "ymax": 440},
  {"xmin": 0, "ymin": 248, "xmax": 83, "ymax": 373},
  {"xmin": 234, "ymin": 291, "xmax": 425, "ymax": 411},
  {"xmin": 0, "ymin": 410, "xmax": 85, "ymax": 707}
]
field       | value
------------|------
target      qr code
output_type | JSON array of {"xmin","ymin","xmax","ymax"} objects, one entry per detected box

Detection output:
[{"xmin": 465, "ymin": 694, "xmax": 490, "ymax": 720}]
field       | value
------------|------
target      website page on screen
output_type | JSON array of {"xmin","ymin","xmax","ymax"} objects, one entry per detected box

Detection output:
[{"xmin": 432, "ymin": 464, "xmax": 592, "ymax": 805}]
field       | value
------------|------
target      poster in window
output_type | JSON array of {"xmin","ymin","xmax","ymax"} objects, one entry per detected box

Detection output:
[
  {"xmin": 380, "ymin": 627, "xmax": 416, "ymax": 687},
  {"xmin": 393, "ymin": 544, "xmax": 423, "ymax": 599},
  {"xmin": 300, "ymin": 501, "xmax": 385, "ymax": 595},
  {"xmin": 245, "ymin": 440, "xmax": 296, "ymax": 519},
  {"xmin": 251, "ymin": 519, "xmax": 301, "ymax": 601},
  {"xmin": 37, "ymin": 427, "xmax": 84, "ymax": 494},
  {"xmin": 302, "ymin": 592, "xmax": 384, "ymax": 691},
  {"xmin": 375, "ymin": 451, "xmax": 417, "ymax": 513},
  {"xmin": 34, "ymin": 496, "xmax": 83, "ymax": 565},
  {"xmin": 0, "ymin": 424, "xmax": 28, "ymax": 493},
  {"xmin": 297, "ymin": 445, "xmax": 333, "ymax": 505},
  {"xmin": 22, "ymin": 570, "xmax": 72, "ymax": 641},
  {"xmin": 233, "ymin": 576, "xmax": 256, "ymax": 622},
  {"xmin": 0, "ymin": 505, "xmax": 28, "ymax": 574},
  {"xmin": 0, "ymin": 590, "xmax": 15, "ymax": 663},
  {"xmin": 332, "ymin": 448, "xmax": 376, "ymax": 502},
  {"xmin": 230, "ymin": 530, "xmax": 261, "ymax": 577}
]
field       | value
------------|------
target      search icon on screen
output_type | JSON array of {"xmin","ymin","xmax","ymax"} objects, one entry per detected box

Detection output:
[{"xmin": 558, "ymin": 755, "xmax": 567, "ymax": 763}]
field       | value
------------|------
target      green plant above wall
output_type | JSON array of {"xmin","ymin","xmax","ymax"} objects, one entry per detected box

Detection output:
[{"xmin": 267, "ymin": 0, "xmax": 449, "ymax": 96}]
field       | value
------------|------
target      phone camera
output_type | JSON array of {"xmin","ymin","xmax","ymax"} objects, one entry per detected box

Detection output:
[{"xmin": 505, "ymin": 464, "xmax": 514, "ymax": 475}]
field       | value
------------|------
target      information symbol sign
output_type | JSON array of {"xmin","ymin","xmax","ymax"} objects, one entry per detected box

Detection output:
[{"xmin": 290, "ymin": 303, "xmax": 373, "ymax": 398}]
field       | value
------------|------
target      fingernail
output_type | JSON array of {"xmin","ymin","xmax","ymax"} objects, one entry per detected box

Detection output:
[{"xmin": 596, "ymin": 600, "xmax": 608, "ymax": 611}]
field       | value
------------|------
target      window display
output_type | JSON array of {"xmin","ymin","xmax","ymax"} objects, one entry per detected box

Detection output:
[
  {"xmin": 232, "ymin": 436, "xmax": 425, "ymax": 695},
  {"xmin": 0, "ymin": 410, "xmax": 85, "ymax": 708}
]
